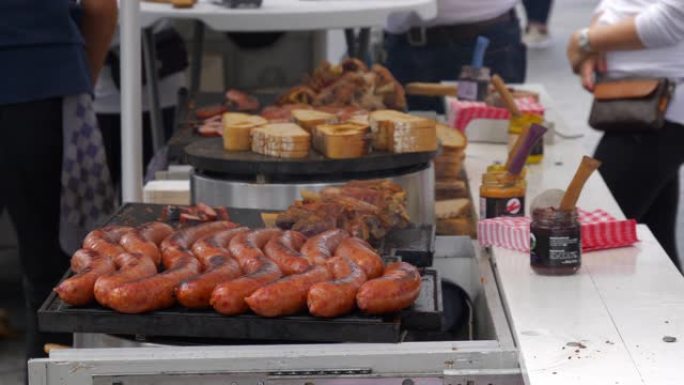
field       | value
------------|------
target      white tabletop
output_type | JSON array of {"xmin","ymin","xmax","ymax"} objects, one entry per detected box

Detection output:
[
  {"xmin": 140, "ymin": 0, "xmax": 438, "ymax": 31},
  {"xmin": 465, "ymin": 92, "xmax": 684, "ymax": 384}
]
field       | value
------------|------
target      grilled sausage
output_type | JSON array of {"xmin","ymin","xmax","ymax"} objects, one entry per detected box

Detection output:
[
  {"xmin": 119, "ymin": 222, "xmax": 174, "ymax": 266},
  {"xmin": 54, "ymin": 249, "xmax": 116, "ymax": 306},
  {"xmin": 210, "ymin": 256, "xmax": 282, "ymax": 315},
  {"xmin": 160, "ymin": 221, "xmax": 237, "ymax": 268},
  {"xmin": 176, "ymin": 228, "xmax": 249, "ymax": 309},
  {"xmin": 356, "ymin": 262, "xmax": 421, "ymax": 314},
  {"xmin": 300, "ymin": 229, "xmax": 349, "ymax": 266},
  {"xmin": 307, "ymin": 255, "xmax": 367, "ymax": 318},
  {"xmin": 228, "ymin": 229, "xmax": 282, "ymax": 274},
  {"xmin": 334, "ymin": 237, "xmax": 384, "ymax": 279},
  {"xmin": 263, "ymin": 231, "xmax": 310, "ymax": 275},
  {"xmin": 107, "ymin": 253, "xmax": 202, "ymax": 313},
  {"xmin": 93, "ymin": 252, "xmax": 158, "ymax": 307},
  {"xmin": 83, "ymin": 225, "xmax": 133, "ymax": 258},
  {"xmin": 245, "ymin": 265, "xmax": 332, "ymax": 317},
  {"xmin": 191, "ymin": 227, "xmax": 249, "ymax": 262}
]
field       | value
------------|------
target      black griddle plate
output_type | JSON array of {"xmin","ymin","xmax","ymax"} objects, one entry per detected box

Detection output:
[
  {"xmin": 39, "ymin": 270, "xmax": 440, "ymax": 343},
  {"xmin": 185, "ymin": 138, "xmax": 437, "ymax": 178},
  {"xmin": 38, "ymin": 203, "xmax": 441, "ymax": 343}
]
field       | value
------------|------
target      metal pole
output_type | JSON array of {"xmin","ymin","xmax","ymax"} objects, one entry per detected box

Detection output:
[
  {"xmin": 190, "ymin": 20, "xmax": 206, "ymax": 97},
  {"xmin": 142, "ymin": 27, "xmax": 165, "ymax": 153},
  {"xmin": 120, "ymin": 0, "xmax": 143, "ymax": 202}
]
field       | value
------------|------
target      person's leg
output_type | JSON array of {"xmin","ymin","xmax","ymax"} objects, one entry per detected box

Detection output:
[
  {"xmin": 594, "ymin": 122, "xmax": 684, "ymax": 269},
  {"xmin": 96, "ymin": 113, "xmax": 122, "ymax": 193},
  {"xmin": 480, "ymin": 13, "xmax": 527, "ymax": 84},
  {"xmin": 523, "ymin": 0, "xmax": 554, "ymax": 25},
  {"xmin": 642, "ymin": 176, "xmax": 680, "ymax": 270},
  {"xmin": 522, "ymin": 0, "xmax": 553, "ymax": 48},
  {"xmin": 0, "ymin": 98, "xmax": 72, "ymax": 360}
]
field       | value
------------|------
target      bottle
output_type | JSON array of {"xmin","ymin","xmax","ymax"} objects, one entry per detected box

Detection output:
[
  {"xmin": 457, "ymin": 36, "xmax": 491, "ymax": 102},
  {"xmin": 530, "ymin": 207, "xmax": 581, "ymax": 275}
]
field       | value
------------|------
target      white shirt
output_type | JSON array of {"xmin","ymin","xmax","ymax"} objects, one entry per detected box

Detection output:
[
  {"xmin": 596, "ymin": 0, "xmax": 684, "ymax": 124},
  {"xmin": 386, "ymin": 0, "xmax": 517, "ymax": 34}
]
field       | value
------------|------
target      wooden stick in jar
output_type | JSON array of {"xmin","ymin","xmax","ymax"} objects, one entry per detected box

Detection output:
[
  {"xmin": 491, "ymin": 74, "xmax": 521, "ymax": 117},
  {"xmin": 559, "ymin": 156, "xmax": 602, "ymax": 211}
]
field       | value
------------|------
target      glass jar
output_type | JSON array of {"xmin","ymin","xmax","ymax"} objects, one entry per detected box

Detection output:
[
  {"xmin": 479, "ymin": 171, "xmax": 526, "ymax": 219},
  {"xmin": 530, "ymin": 207, "xmax": 581, "ymax": 275},
  {"xmin": 507, "ymin": 113, "xmax": 545, "ymax": 165},
  {"xmin": 457, "ymin": 65, "xmax": 491, "ymax": 102}
]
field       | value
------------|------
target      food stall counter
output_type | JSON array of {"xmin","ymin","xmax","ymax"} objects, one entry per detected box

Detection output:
[{"xmin": 467, "ymin": 134, "xmax": 684, "ymax": 384}]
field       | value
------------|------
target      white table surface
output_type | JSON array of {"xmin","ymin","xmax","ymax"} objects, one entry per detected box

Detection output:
[
  {"xmin": 140, "ymin": 0, "xmax": 438, "ymax": 30},
  {"xmin": 465, "ymin": 92, "xmax": 684, "ymax": 384}
]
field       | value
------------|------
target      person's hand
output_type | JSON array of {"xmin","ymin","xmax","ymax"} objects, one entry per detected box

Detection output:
[
  {"xmin": 579, "ymin": 54, "xmax": 607, "ymax": 92},
  {"xmin": 567, "ymin": 30, "xmax": 593, "ymax": 74}
]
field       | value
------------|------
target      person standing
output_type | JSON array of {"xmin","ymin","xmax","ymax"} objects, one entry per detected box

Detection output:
[
  {"xmin": 384, "ymin": 0, "xmax": 526, "ymax": 112},
  {"xmin": 0, "ymin": 0, "xmax": 117, "ymax": 363},
  {"xmin": 522, "ymin": 0, "xmax": 554, "ymax": 48},
  {"xmin": 567, "ymin": 0, "xmax": 684, "ymax": 270}
]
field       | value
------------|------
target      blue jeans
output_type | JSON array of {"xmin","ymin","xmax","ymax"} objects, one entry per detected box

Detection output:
[
  {"xmin": 523, "ymin": 0, "xmax": 553, "ymax": 25},
  {"xmin": 384, "ymin": 14, "xmax": 527, "ymax": 113}
]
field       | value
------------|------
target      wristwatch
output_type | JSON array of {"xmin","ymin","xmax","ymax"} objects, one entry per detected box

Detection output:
[{"xmin": 578, "ymin": 28, "xmax": 594, "ymax": 54}]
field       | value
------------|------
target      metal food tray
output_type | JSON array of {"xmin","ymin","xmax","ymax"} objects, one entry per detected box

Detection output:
[
  {"xmin": 185, "ymin": 138, "xmax": 436, "ymax": 178},
  {"xmin": 38, "ymin": 203, "xmax": 442, "ymax": 343},
  {"xmin": 39, "ymin": 269, "xmax": 441, "ymax": 343}
]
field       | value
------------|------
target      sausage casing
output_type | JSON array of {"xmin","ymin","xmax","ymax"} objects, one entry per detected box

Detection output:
[
  {"xmin": 334, "ymin": 237, "xmax": 384, "ymax": 279},
  {"xmin": 54, "ymin": 249, "xmax": 116, "ymax": 306},
  {"xmin": 160, "ymin": 221, "xmax": 237, "ymax": 268},
  {"xmin": 83, "ymin": 226, "xmax": 133, "ymax": 258},
  {"xmin": 300, "ymin": 229, "xmax": 349, "ymax": 266},
  {"xmin": 191, "ymin": 227, "xmax": 249, "ymax": 263},
  {"xmin": 307, "ymin": 256, "xmax": 367, "ymax": 318},
  {"xmin": 356, "ymin": 261, "xmax": 421, "ymax": 314},
  {"xmin": 263, "ymin": 230, "xmax": 310, "ymax": 275},
  {"xmin": 246, "ymin": 265, "xmax": 332, "ymax": 317},
  {"xmin": 176, "ymin": 228, "xmax": 249, "ymax": 309},
  {"xmin": 119, "ymin": 222, "xmax": 174, "ymax": 266},
  {"xmin": 93, "ymin": 252, "xmax": 158, "ymax": 307},
  {"xmin": 228, "ymin": 229, "xmax": 282, "ymax": 274},
  {"xmin": 107, "ymin": 253, "xmax": 201, "ymax": 313},
  {"xmin": 210, "ymin": 257, "xmax": 282, "ymax": 315}
]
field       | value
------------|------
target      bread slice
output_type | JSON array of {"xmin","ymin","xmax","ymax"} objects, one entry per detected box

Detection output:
[
  {"xmin": 292, "ymin": 109, "xmax": 337, "ymax": 133},
  {"xmin": 435, "ymin": 180, "xmax": 468, "ymax": 200},
  {"xmin": 436, "ymin": 217, "xmax": 475, "ymax": 237},
  {"xmin": 435, "ymin": 198, "xmax": 471, "ymax": 219},
  {"xmin": 251, "ymin": 123, "xmax": 311, "ymax": 158},
  {"xmin": 405, "ymin": 82, "xmax": 458, "ymax": 97},
  {"xmin": 436, "ymin": 123, "xmax": 467, "ymax": 152},
  {"xmin": 369, "ymin": 110, "xmax": 437, "ymax": 153},
  {"xmin": 312, "ymin": 123, "xmax": 370, "ymax": 159},
  {"xmin": 368, "ymin": 110, "xmax": 404, "ymax": 150},
  {"xmin": 222, "ymin": 113, "xmax": 267, "ymax": 151}
]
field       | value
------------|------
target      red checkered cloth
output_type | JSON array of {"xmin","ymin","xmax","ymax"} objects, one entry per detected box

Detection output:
[
  {"xmin": 447, "ymin": 97, "xmax": 545, "ymax": 132},
  {"xmin": 477, "ymin": 209, "xmax": 638, "ymax": 252}
]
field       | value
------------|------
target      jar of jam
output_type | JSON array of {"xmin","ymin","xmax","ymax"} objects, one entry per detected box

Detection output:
[
  {"xmin": 479, "ymin": 171, "xmax": 526, "ymax": 219},
  {"xmin": 530, "ymin": 207, "xmax": 581, "ymax": 275},
  {"xmin": 508, "ymin": 113, "xmax": 545, "ymax": 165},
  {"xmin": 457, "ymin": 65, "xmax": 491, "ymax": 102}
]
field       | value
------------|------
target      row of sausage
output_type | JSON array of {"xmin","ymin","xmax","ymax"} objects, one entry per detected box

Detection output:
[{"xmin": 54, "ymin": 220, "xmax": 421, "ymax": 318}]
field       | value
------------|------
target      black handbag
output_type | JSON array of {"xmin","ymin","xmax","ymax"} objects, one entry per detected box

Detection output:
[{"xmin": 588, "ymin": 78, "xmax": 675, "ymax": 133}]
